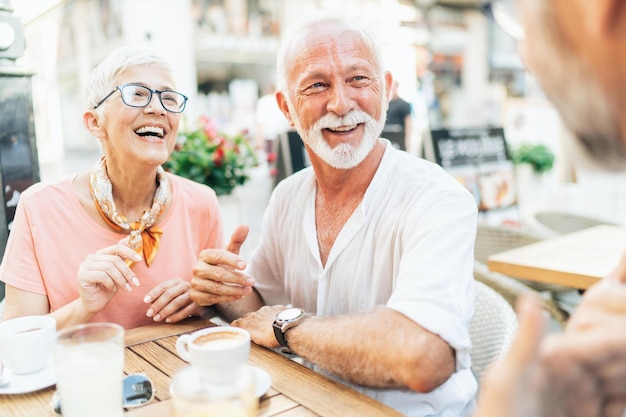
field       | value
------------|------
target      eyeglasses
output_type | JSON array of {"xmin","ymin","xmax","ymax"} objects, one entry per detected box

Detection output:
[
  {"xmin": 94, "ymin": 83, "xmax": 188, "ymax": 113},
  {"xmin": 51, "ymin": 373, "xmax": 155, "ymax": 414},
  {"xmin": 483, "ymin": 0, "xmax": 524, "ymax": 40}
]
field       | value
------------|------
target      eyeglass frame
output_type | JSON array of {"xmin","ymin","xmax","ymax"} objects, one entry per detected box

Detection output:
[{"xmin": 93, "ymin": 83, "xmax": 189, "ymax": 113}]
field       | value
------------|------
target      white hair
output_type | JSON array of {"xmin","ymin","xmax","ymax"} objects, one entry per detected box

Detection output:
[{"xmin": 275, "ymin": 14, "xmax": 384, "ymax": 95}]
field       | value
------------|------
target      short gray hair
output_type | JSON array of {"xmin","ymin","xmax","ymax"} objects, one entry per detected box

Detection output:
[
  {"xmin": 275, "ymin": 15, "xmax": 384, "ymax": 95},
  {"xmin": 84, "ymin": 46, "xmax": 173, "ymax": 115}
]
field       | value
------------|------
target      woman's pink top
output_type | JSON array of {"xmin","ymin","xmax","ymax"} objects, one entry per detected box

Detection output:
[{"xmin": 0, "ymin": 173, "xmax": 224, "ymax": 329}]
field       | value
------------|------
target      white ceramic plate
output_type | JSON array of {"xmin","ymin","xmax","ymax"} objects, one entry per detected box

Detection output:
[
  {"xmin": 0, "ymin": 357, "xmax": 56, "ymax": 395},
  {"xmin": 250, "ymin": 366, "xmax": 271, "ymax": 398}
]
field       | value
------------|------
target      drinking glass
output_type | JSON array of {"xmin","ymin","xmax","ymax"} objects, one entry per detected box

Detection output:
[
  {"xmin": 170, "ymin": 365, "xmax": 257, "ymax": 417},
  {"xmin": 53, "ymin": 323, "xmax": 125, "ymax": 417}
]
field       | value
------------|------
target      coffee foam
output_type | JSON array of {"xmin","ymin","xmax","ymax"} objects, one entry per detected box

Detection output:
[{"xmin": 194, "ymin": 331, "xmax": 246, "ymax": 349}]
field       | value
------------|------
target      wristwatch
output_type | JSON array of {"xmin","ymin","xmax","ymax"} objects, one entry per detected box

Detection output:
[{"xmin": 273, "ymin": 307, "xmax": 306, "ymax": 351}]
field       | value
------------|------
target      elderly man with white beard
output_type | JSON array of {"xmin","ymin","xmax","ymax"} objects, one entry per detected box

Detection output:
[{"xmin": 190, "ymin": 15, "xmax": 478, "ymax": 417}]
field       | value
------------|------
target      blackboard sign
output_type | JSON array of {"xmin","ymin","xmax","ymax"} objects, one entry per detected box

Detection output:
[
  {"xmin": 430, "ymin": 127, "xmax": 510, "ymax": 168},
  {"xmin": 427, "ymin": 127, "xmax": 517, "ymax": 217}
]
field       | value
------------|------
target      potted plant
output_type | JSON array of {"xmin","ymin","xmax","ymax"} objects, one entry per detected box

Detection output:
[
  {"xmin": 164, "ymin": 116, "xmax": 258, "ymax": 196},
  {"xmin": 510, "ymin": 143, "xmax": 555, "ymax": 210},
  {"xmin": 510, "ymin": 143, "xmax": 555, "ymax": 173}
]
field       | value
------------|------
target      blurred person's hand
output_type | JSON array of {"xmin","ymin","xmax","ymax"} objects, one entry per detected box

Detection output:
[
  {"xmin": 476, "ymin": 251, "xmax": 626, "ymax": 417},
  {"xmin": 475, "ymin": 296, "xmax": 553, "ymax": 417},
  {"xmin": 540, "ymin": 255, "xmax": 626, "ymax": 417},
  {"xmin": 190, "ymin": 224, "xmax": 255, "ymax": 306}
]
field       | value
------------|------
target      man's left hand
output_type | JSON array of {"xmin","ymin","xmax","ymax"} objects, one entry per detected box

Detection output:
[{"xmin": 232, "ymin": 305, "xmax": 286, "ymax": 348}]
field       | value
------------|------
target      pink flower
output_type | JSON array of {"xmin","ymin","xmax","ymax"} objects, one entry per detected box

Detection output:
[{"xmin": 199, "ymin": 116, "xmax": 219, "ymax": 139}]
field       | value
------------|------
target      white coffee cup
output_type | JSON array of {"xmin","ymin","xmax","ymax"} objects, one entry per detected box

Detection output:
[
  {"xmin": 0, "ymin": 315, "xmax": 57, "ymax": 375},
  {"xmin": 176, "ymin": 327, "xmax": 250, "ymax": 384}
]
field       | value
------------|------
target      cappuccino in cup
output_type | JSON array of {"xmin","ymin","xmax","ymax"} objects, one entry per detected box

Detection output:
[
  {"xmin": 194, "ymin": 330, "xmax": 248, "ymax": 349},
  {"xmin": 176, "ymin": 326, "xmax": 250, "ymax": 384}
]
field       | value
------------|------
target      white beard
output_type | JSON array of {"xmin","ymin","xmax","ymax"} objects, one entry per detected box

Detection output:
[{"xmin": 286, "ymin": 94, "xmax": 388, "ymax": 170}]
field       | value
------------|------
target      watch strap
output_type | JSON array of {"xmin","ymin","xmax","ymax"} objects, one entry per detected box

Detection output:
[{"xmin": 273, "ymin": 321, "xmax": 290, "ymax": 348}]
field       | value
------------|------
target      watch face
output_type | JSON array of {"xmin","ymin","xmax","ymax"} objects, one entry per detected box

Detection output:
[{"xmin": 278, "ymin": 308, "xmax": 304, "ymax": 321}]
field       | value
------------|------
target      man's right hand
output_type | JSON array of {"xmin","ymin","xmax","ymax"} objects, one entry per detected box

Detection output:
[{"xmin": 190, "ymin": 224, "xmax": 255, "ymax": 306}]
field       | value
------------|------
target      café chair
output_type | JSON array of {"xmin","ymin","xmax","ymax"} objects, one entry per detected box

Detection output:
[
  {"xmin": 525, "ymin": 209, "xmax": 618, "ymax": 237},
  {"xmin": 470, "ymin": 280, "xmax": 518, "ymax": 382},
  {"xmin": 474, "ymin": 261, "xmax": 568, "ymax": 329}
]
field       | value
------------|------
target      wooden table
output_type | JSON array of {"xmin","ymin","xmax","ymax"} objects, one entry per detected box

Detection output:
[
  {"xmin": 487, "ymin": 225, "xmax": 626, "ymax": 290},
  {"xmin": 1, "ymin": 318, "xmax": 402, "ymax": 417}
]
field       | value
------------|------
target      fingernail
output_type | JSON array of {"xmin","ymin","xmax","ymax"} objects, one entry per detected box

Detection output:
[
  {"xmin": 246, "ymin": 277, "xmax": 255, "ymax": 286},
  {"xmin": 125, "ymin": 283, "xmax": 132, "ymax": 292},
  {"xmin": 146, "ymin": 308, "xmax": 154, "ymax": 317},
  {"xmin": 132, "ymin": 277, "xmax": 140, "ymax": 287},
  {"xmin": 154, "ymin": 314, "xmax": 161, "ymax": 321},
  {"xmin": 165, "ymin": 317, "xmax": 172, "ymax": 323},
  {"xmin": 143, "ymin": 295, "xmax": 152, "ymax": 303},
  {"xmin": 237, "ymin": 261, "xmax": 246, "ymax": 269},
  {"xmin": 243, "ymin": 286, "xmax": 252, "ymax": 294},
  {"xmin": 133, "ymin": 254, "xmax": 142, "ymax": 261}
]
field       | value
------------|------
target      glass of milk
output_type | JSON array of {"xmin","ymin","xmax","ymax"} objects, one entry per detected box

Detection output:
[{"xmin": 53, "ymin": 323, "xmax": 125, "ymax": 417}]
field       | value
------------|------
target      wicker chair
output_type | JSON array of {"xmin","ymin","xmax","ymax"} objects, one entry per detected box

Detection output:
[
  {"xmin": 475, "ymin": 224, "xmax": 544, "ymax": 266},
  {"xmin": 470, "ymin": 280, "xmax": 518, "ymax": 381},
  {"xmin": 528, "ymin": 210, "xmax": 618, "ymax": 237},
  {"xmin": 474, "ymin": 262, "xmax": 568, "ymax": 329},
  {"xmin": 475, "ymin": 223, "xmax": 578, "ymax": 316}
]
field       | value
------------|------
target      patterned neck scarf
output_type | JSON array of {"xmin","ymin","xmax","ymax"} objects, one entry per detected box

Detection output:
[{"xmin": 89, "ymin": 156, "xmax": 170, "ymax": 267}]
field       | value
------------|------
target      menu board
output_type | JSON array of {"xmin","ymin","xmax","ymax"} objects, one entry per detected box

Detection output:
[{"xmin": 427, "ymin": 127, "xmax": 518, "ymax": 224}]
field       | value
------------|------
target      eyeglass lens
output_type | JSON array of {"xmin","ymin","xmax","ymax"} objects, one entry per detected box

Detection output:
[
  {"xmin": 120, "ymin": 85, "xmax": 186, "ymax": 113},
  {"xmin": 490, "ymin": 0, "xmax": 524, "ymax": 40}
]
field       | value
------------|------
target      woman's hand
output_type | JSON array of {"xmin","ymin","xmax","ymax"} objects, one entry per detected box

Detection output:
[
  {"xmin": 76, "ymin": 238, "xmax": 143, "ymax": 317},
  {"xmin": 143, "ymin": 277, "xmax": 203, "ymax": 323}
]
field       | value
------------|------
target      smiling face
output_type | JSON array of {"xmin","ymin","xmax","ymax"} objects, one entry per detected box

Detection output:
[
  {"xmin": 277, "ymin": 21, "xmax": 391, "ymax": 170},
  {"xmin": 84, "ymin": 65, "xmax": 181, "ymax": 170}
]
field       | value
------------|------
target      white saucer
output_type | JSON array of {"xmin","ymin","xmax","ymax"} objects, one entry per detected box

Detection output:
[
  {"xmin": 249, "ymin": 366, "xmax": 271, "ymax": 398},
  {"xmin": 0, "ymin": 357, "xmax": 56, "ymax": 395}
]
